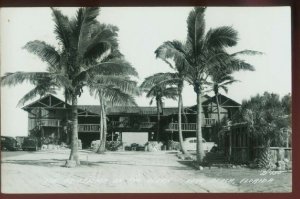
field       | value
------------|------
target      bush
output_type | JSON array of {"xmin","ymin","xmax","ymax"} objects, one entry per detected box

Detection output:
[
  {"xmin": 90, "ymin": 140, "xmax": 123, "ymax": 152},
  {"xmin": 145, "ymin": 141, "xmax": 163, "ymax": 152},
  {"xmin": 168, "ymin": 140, "xmax": 181, "ymax": 150},
  {"xmin": 106, "ymin": 141, "xmax": 123, "ymax": 151}
]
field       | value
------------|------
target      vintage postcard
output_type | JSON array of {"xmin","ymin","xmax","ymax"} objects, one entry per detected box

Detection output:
[{"xmin": 0, "ymin": 7, "xmax": 292, "ymax": 193}]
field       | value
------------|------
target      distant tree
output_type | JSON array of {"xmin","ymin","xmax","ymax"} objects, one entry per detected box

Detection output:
[{"xmin": 281, "ymin": 93, "xmax": 291, "ymax": 116}]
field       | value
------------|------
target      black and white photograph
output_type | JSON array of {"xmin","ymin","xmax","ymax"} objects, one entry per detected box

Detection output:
[{"xmin": 0, "ymin": 6, "xmax": 292, "ymax": 193}]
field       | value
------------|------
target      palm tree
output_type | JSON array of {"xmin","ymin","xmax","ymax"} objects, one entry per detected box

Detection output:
[
  {"xmin": 140, "ymin": 78, "xmax": 177, "ymax": 141},
  {"xmin": 238, "ymin": 92, "xmax": 290, "ymax": 168},
  {"xmin": 1, "ymin": 7, "xmax": 131, "ymax": 166},
  {"xmin": 207, "ymin": 73, "xmax": 239, "ymax": 123},
  {"xmin": 155, "ymin": 7, "xmax": 261, "ymax": 165},
  {"xmin": 145, "ymin": 52, "xmax": 190, "ymax": 154},
  {"xmin": 88, "ymin": 50, "xmax": 139, "ymax": 153}
]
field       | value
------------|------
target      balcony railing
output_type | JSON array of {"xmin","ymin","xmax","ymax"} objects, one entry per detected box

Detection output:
[
  {"xmin": 166, "ymin": 118, "xmax": 216, "ymax": 131},
  {"xmin": 39, "ymin": 119, "xmax": 61, "ymax": 127},
  {"xmin": 140, "ymin": 122, "xmax": 156, "ymax": 128},
  {"xmin": 204, "ymin": 118, "xmax": 216, "ymax": 126},
  {"xmin": 78, "ymin": 124, "xmax": 100, "ymax": 132},
  {"xmin": 109, "ymin": 121, "xmax": 157, "ymax": 129}
]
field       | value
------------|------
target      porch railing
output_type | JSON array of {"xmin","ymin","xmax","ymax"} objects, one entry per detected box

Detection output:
[
  {"xmin": 204, "ymin": 118, "xmax": 216, "ymax": 126},
  {"xmin": 166, "ymin": 118, "xmax": 216, "ymax": 131},
  {"xmin": 109, "ymin": 121, "xmax": 157, "ymax": 129},
  {"xmin": 78, "ymin": 124, "xmax": 100, "ymax": 132},
  {"xmin": 140, "ymin": 122, "xmax": 156, "ymax": 128},
  {"xmin": 39, "ymin": 119, "xmax": 61, "ymax": 127}
]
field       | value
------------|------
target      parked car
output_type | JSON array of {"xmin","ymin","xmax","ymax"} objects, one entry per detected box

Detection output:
[
  {"xmin": 16, "ymin": 136, "xmax": 27, "ymax": 149},
  {"xmin": 125, "ymin": 143, "xmax": 145, "ymax": 151},
  {"xmin": 22, "ymin": 137, "xmax": 38, "ymax": 151},
  {"xmin": 1, "ymin": 136, "xmax": 18, "ymax": 151},
  {"xmin": 182, "ymin": 137, "xmax": 216, "ymax": 153}
]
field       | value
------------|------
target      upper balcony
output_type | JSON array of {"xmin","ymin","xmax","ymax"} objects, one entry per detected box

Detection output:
[
  {"xmin": 165, "ymin": 118, "xmax": 216, "ymax": 132},
  {"xmin": 78, "ymin": 122, "xmax": 157, "ymax": 132},
  {"xmin": 38, "ymin": 119, "xmax": 61, "ymax": 127},
  {"xmin": 110, "ymin": 121, "xmax": 157, "ymax": 129}
]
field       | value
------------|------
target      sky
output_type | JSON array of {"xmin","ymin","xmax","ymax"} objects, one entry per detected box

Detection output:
[{"xmin": 0, "ymin": 7, "xmax": 291, "ymax": 137}]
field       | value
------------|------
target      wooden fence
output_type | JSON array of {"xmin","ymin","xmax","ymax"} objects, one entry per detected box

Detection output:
[{"xmin": 230, "ymin": 146, "xmax": 292, "ymax": 163}]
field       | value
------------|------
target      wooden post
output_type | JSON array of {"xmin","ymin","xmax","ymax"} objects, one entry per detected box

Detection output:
[
  {"xmin": 228, "ymin": 130, "xmax": 232, "ymax": 161},
  {"xmin": 57, "ymin": 121, "xmax": 60, "ymax": 140},
  {"xmin": 112, "ymin": 131, "xmax": 114, "ymax": 141}
]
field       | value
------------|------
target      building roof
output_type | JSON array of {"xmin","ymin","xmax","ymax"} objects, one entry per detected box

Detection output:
[
  {"xmin": 22, "ymin": 94, "xmax": 71, "ymax": 111},
  {"xmin": 202, "ymin": 94, "xmax": 241, "ymax": 107},
  {"xmin": 22, "ymin": 94, "xmax": 239, "ymax": 116}
]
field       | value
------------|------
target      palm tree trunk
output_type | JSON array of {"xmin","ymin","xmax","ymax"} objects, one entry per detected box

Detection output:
[
  {"xmin": 215, "ymin": 92, "xmax": 221, "ymax": 147},
  {"xmin": 196, "ymin": 91, "xmax": 205, "ymax": 164},
  {"xmin": 258, "ymin": 139, "xmax": 272, "ymax": 169},
  {"xmin": 178, "ymin": 85, "xmax": 187, "ymax": 154},
  {"xmin": 68, "ymin": 95, "xmax": 80, "ymax": 165},
  {"xmin": 64, "ymin": 89, "xmax": 70, "ymax": 144},
  {"xmin": 156, "ymin": 99, "xmax": 160, "ymax": 141},
  {"xmin": 215, "ymin": 92, "xmax": 221, "ymax": 123},
  {"xmin": 102, "ymin": 104, "xmax": 107, "ymax": 150},
  {"xmin": 97, "ymin": 93, "xmax": 105, "ymax": 153}
]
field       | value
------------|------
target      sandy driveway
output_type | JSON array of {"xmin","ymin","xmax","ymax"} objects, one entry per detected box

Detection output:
[{"xmin": 1, "ymin": 150, "xmax": 239, "ymax": 193}]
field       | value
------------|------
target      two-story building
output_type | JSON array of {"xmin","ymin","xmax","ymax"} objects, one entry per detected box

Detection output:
[{"xmin": 22, "ymin": 94, "xmax": 241, "ymax": 149}]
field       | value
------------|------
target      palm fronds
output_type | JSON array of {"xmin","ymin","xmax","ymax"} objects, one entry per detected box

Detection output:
[
  {"xmin": 1, "ymin": 72, "xmax": 50, "ymax": 86},
  {"xmin": 204, "ymin": 26, "xmax": 238, "ymax": 50},
  {"xmin": 23, "ymin": 40, "xmax": 61, "ymax": 68}
]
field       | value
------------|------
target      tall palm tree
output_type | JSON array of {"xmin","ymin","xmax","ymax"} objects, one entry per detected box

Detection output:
[
  {"xmin": 140, "ymin": 78, "xmax": 177, "ymax": 141},
  {"xmin": 1, "ymin": 7, "xmax": 132, "ymax": 166},
  {"xmin": 88, "ymin": 50, "xmax": 139, "ymax": 153},
  {"xmin": 155, "ymin": 7, "xmax": 261, "ymax": 165},
  {"xmin": 143, "ymin": 56, "xmax": 190, "ymax": 153}
]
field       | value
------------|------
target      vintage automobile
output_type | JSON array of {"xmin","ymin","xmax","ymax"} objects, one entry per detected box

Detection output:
[
  {"xmin": 182, "ymin": 137, "xmax": 216, "ymax": 153},
  {"xmin": 125, "ymin": 143, "xmax": 145, "ymax": 151},
  {"xmin": 22, "ymin": 137, "xmax": 38, "ymax": 151},
  {"xmin": 1, "ymin": 136, "xmax": 18, "ymax": 151}
]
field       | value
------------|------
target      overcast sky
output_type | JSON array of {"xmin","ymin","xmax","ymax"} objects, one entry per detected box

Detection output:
[{"xmin": 1, "ymin": 7, "xmax": 291, "ymax": 137}]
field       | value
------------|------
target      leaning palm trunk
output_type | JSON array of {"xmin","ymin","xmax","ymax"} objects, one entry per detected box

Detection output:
[
  {"xmin": 67, "ymin": 96, "xmax": 80, "ymax": 165},
  {"xmin": 178, "ymin": 85, "xmax": 188, "ymax": 154},
  {"xmin": 196, "ymin": 91, "xmax": 205, "ymax": 164},
  {"xmin": 97, "ymin": 98, "xmax": 103, "ymax": 153},
  {"xmin": 97, "ymin": 95, "xmax": 106, "ymax": 153}
]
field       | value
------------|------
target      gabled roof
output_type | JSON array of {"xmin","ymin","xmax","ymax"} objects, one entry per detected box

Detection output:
[
  {"xmin": 22, "ymin": 94, "xmax": 240, "ymax": 116},
  {"xmin": 202, "ymin": 94, "xmax": 241, "ymax": 107},
  {"xmin": 22, "ymin": 94, "xmax": 71, "ymax": 111}
]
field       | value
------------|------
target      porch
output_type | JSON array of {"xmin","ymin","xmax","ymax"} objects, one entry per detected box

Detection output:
[
  {"xmin": 77, "ymin": 122, "xmax": 157, "ymax": 132},
  {"xmin": 165, "ymin": 118, "xmax": 216, "ymax": 132}
]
